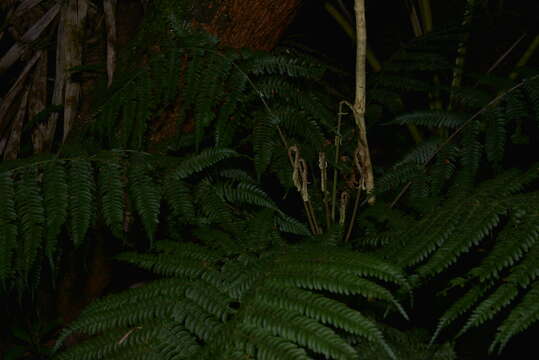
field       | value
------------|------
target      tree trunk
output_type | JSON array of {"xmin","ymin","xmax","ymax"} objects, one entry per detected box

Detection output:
[{"xmin": 191, "ymin": 0, "xmax": 301, "ymax": 51}]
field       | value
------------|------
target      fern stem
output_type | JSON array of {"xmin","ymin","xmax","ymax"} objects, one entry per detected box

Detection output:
[
  {"xmin": 418, "ymin": 0, "xmax": 433, "ymax": 33},
  {"xmin": 331, "ymin": 103, "xmax": 346, "ymax": 222},
  {"xmin": 486, "ymin": 33, "xmax": 526, "ymax": 75},
  {"xmin": 345, "ymin": 149, "xmax": 365, "ymax": 242},
  {"xmin": 510, "ymin": 34, "xmax": 539, "ymax": 79},
  {"xmin": 319, "ymin": 152, "xmax": 331, "ymax": 230},
  {"xmin": 449, "ymin": 0, "xmax": 475, "ymax": 109},
  {"xmin": 307, "ymin": 199, "xmax": 321, "ymax": 234},
  {"xmin": 344, "ymin": 185, "xmax": 362, "ymax": 243},
  {"xmin": 353, "ymin": 0, "xmax": 375, "ymax": 204}
]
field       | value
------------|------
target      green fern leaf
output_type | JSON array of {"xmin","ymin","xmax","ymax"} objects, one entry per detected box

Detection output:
[
  {"xmin": 484, "ymin": 107, "xmax": 507, "ymax": 169},
  {"xmin": 274, "ymin": 214, "xmax": 311, "ymax": 236},
  {"xmin": 164, "ymin": 171, "xmax": 196, "ymax": 222},
  {"xmin": 98, "ymin": 157, "xmax": 125, "ymax": 238},
  {"xmin": 217, "ymin": 182, "xmax": 281, "ymax": 214},
  {"xmin": 253, "ymin": 114, "xmax": 275, "ymax": 179},
  {"xmin": 174, "ymin": 148, "xmax": 239, "ymax": 179},
  {"xmin": 15, "ymin": 168, "xmax": 45, "ymax": 283},
  {"xmin": 43, "ymin": 161, "xmax": 68, "ymax": 266},
  {"xmin": 459, "ymin": 284, "xmax": 518, "ymax": 336},
  {"xmin": 68, "ymin": 160, "xmax": 95, "ymax": 247},
  {"xmin": 128, "ymin": 156, "xmax": 161, "ymax": 243},
  {"xmin": 432, "ymin": 283, "xmax": 493, "ymax": 344},
  {"xmin": 390, "ymin": 110, "xmax": 466, "ymax": 128},
  {"xmin": 457, "ymin": 119, "xmax": 482, "ymax": 187},
  {"xmin": 491, "ymin": 282, "xmax": 539, "ymax": 354},
  {"xmin": 0, "ymin": 171, "xmax": 17, "ymax": 283},
  {"xmin": 242, "ymin": 304, "xmax": 358, "ymax": 360}
]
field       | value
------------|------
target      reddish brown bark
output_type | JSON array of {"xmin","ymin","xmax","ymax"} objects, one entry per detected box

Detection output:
[
  {"xmin": 150, "ymin": 0, "xmax": 302, "ymax": 143},
  {"xmin": 193, "ymin": 0, "xmax": 301, "ymax": 51}
]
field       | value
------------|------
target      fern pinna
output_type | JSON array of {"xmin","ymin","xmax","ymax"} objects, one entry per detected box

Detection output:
[{"xmin": 53, "ymin": 234, "xmax": 409, "ymax": 360}]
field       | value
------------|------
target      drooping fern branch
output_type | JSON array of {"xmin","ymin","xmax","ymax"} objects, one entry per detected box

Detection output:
[{"xmin": 0, "ymin": 147, "xmax": 258, "ymax": 291}]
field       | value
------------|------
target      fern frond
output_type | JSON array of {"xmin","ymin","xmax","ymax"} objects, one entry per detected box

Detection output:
[
  {"xmin": 484, "ymin": 106, "xmax": 507, "ymax": 168},
  {"xmin": 68, "ymin": 160, "xmax": 95, "ymax": 246},
  {"xmin": 241, "ymin": 303, "xmax": 359, "ymax": 360},
  {"xmin": 234, "ymin": 326, "xmax": 310, "ymax": 360},
  {"xmin": 396, "ymin": 138, "xmax": 443, "ymax": 166},
  {"xmin": 128, "ymin": 156, "xmax": 161, "ymax": 243},
  {"xmin": 491, "ymin": 283, "xmax": 539, "ymax": 354},
  {"xmin": 58, "ymin": 240, "xmax": 407, "ymax": 360},
  {"xmin": 274, "ymin": 213, "xmax": 311, "ymax": 236},
  {"xmin": 470, "ymin": 209, "xmax": 539, "ymax": 282},
  {"xmin": 390, "ymin": 110, "xmax": 466, "ymax": 129},
  {"xmin": 164, "ymin": 170, "xmax": 196, "ymax": 222},
  {"xmin": 457, "ymin": 119, "xmax": 482, "ymax": 187},
  {"xmin": 354, "ymin": 326, "xmax": 457, "ymax": 360},
  {"xmin": 432, "ymin": 283, "xmax": 493, "ymax": 344},
  {"xmin": 43, "ymin": 161, "xmax": 68, "ymax": 268},
  {"xmin": 14, "ymin": 168, "xmax": 45, "ymax": 283},
  {"xmin": 174, "ymin": 148, "xmax": 239, "ymax": 179},
  {"xmin": 253, "ymin": 113, "xmax": 276, "ymax": 179},
  {"xmin": 0, "ymin": 171, "xmax": 17, "ymax": 284},
  {"xmin": 217, "ymin": 182, "xmax": 281, "ymax": 214},
  {"xmin": 196, "ymin": 179, "xmax": 234, "ymax": 224},
  {"xmin": 248, "ymin": 54, "xmax": 325, "ymax": 79},
  {"xmin": 416, "ymin": 194, "xmax": 506, "ymax": 277},
  {"xmin": 98, "ymin": 157, "xmax": 124, "ymax": 238},
  {"xmin": 193, "ymin": 55, "xmax": 230, "ymax": 150},
  {"xmin": 376, "ymin": 163, "xmax": 423, "ymax": 194},
  {"xmin": 458, "ymin": 284, "xmax": 518, "ymax": 336}
]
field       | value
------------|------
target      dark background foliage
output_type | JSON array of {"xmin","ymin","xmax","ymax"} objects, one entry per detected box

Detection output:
[{"xmin": 0, "ymin": 0, "xmax": 538, "ymax": 359}]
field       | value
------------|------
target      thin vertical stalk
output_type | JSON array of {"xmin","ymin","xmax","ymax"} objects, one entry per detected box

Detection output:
[{"xmin": 353, "ymin": 0, "xmax": 374, "ymax": 204}]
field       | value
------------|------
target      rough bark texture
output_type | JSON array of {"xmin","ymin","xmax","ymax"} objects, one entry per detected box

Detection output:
[
  {"xmin": 150, "ymin": 0, "xmax": 302, "ymax": 143},
  {"xmin": 191, "ymin": 0, "xmax": 301, "ymax": 51}
]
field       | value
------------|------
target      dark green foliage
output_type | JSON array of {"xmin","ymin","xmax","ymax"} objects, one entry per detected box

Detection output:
[
  {"xmin": 86, "ymin": 13, "xmax": 331, "ymax": 163},
  {"xmin": 128, "ymin": 155, "xmax": 161, "ymax": 244},
  {"xmin": 54, "ymin": 237, "xmax": 409, "ymax": 360},
  {"xmin": 97, "ymin": 155, "xmax": 125, "ymax": 239},
  {"xmin": 373, "ymin": 165, "xmax": 539, "ymax": 352},
  {"xmin": 0, "ymin": 148, "xmax": 247, "ymax": 291},
  {"xmin": 14, "ymin": 168, "xmax": 45, "ymax": 288},
  {"xmin": 352, "ymin": 327, "xmax": 456, "ymax": 360},
  {"xmin": 68, "ymin": 160, "xmax": 95, "ymax": 247},
  {"xmin": 1, "ymin": 2, "xmax": 538, "ymax": 357},
  {"xmin": 0, "ymin": 171, "xmax": 18, "ymax": 285},
  {"xmin": 389, "ymin": 111, "xmax": 466, "ymax": 129}
]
